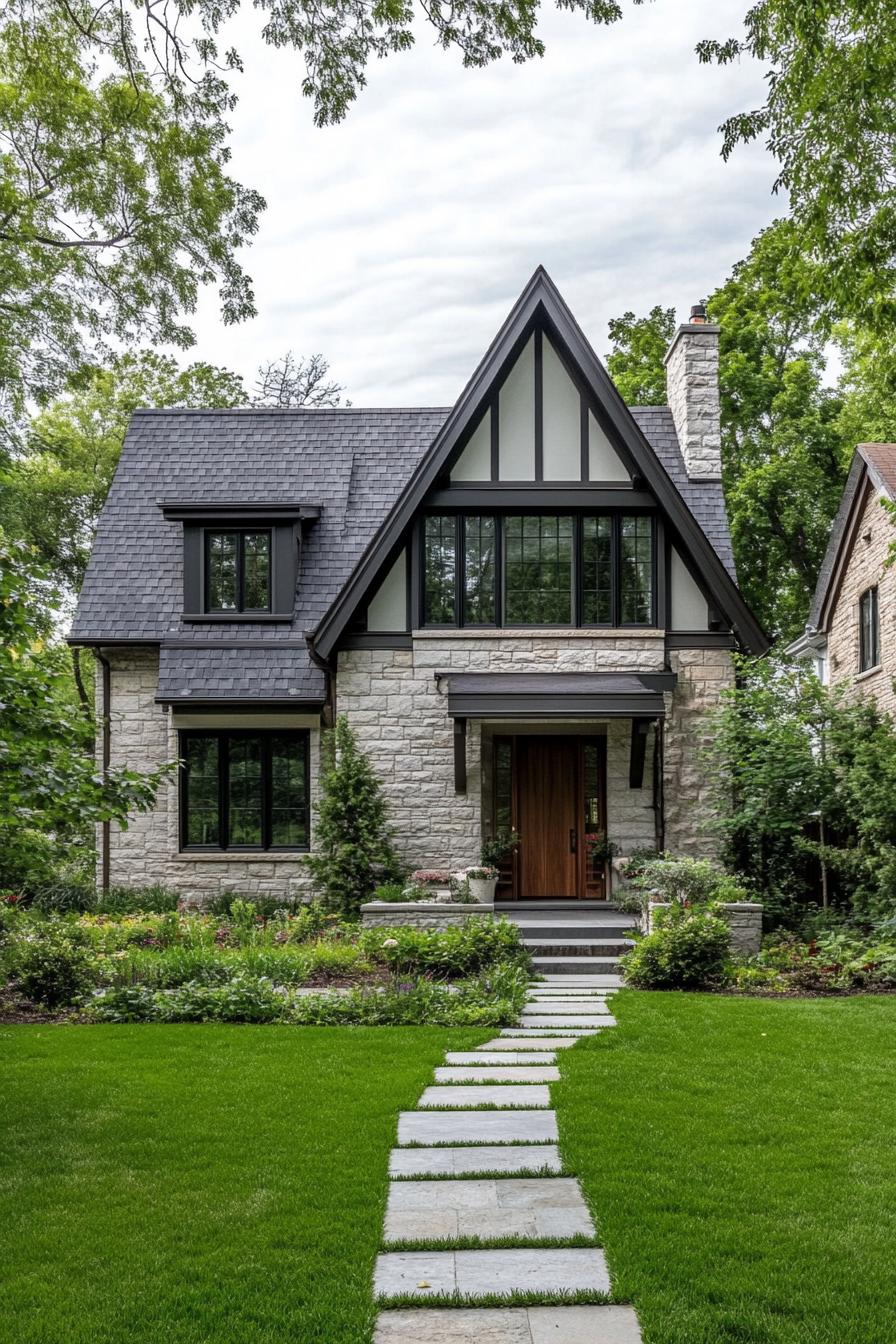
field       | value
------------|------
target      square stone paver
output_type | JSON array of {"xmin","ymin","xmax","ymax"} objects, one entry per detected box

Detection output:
[
  {"xmin": 444, "ymin": 1052, "xmax": 558, "ymax": 1066},
  {"xmin": 418, "ymin": 1085, "xmax": 551, "ymax": 1109},
  {"xmin": 389, "ymin": 1145, "xmax": 562, "ymax": 1177},
  {"xmin": 522, "ymin": 1001, "xmax": 610, "ymax": 1014},
  {"xmin": 434, "ymin": 1066, "xmax": 560, "ymax": 1083},
  {"xmin": 397, "ymin": 1110, "xmax": 558, "ymax": 1146},
  {"xmin": 383, "ymin": 1177, "xmax": 594, "ymax": 1243},
  {"xmin": 374, "ymin": 1248, "xmax": 609, "ymax": 1300},
  {"xmin": 374, "ymin": 1306, "xmax": 641, "ymax": 1343},
  {"xmin": 500, "ymin": 1026, "xmax": 602, "ymax": 1037}
]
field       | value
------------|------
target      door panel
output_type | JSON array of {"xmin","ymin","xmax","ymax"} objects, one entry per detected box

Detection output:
[{"xmin": 517, "ymin": 737, "xmax": 579, "ymax": 898}]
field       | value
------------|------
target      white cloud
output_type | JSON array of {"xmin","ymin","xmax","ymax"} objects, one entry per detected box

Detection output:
[{"xmin": 185, "ymin": 0, "xmax": 779, "ymax": 405}]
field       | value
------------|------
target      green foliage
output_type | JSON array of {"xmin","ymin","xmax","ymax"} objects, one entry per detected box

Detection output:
[
  {"xmin": 698, "ymin": 2, "xmax": 896, "ymax": 336},
  {"xmin": 0, "ymin": 534, "xmax": 166, "ymax": 892},
  {"xmin": 621, "ymin": 908, "xmax": 731, "ymax": 990},
  {"xmin": 733, "ymin": 925, "xmax": 896, "ymax": 994},
  {"xmin": 3, "ymin": 353, "xmax": 245, "ymax": 593},
  {"xmin": 606, "ymin": 306, "xmax": 676, "ymax": 405},
  {"xmin": 480, "ymin": 828, "xmax": 520, "ymax": 867},
  {"xmin": 372, "ymin": 882, "xmax": 412, "ymax": 902},
  {"xmin": 305, "ymin": 716, "xmax": 405, "ymax": 918},
  {"xmin": 360, "ymin": 917, "xmax": 527, "ymax": 979},
  {"xmin": 10, "ymin": 921, "xmax": 98, "ymax": 1006},
  {"xmin": 0, "ymin": 4, "xmax": 264, "ymax": 427},
  {"xmin": 629, "ymin": 854, "xmax": 744, "ymax": 908},
  {"xmin": 707, "ymin": 657, "xmax": 896, "ymax": 919}
]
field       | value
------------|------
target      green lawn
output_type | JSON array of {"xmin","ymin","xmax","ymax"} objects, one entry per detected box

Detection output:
[
  {"xmin": 557, "ymin": 992, "xmax": 896, "ymax": 1344},
  {"xmin": 0, "ymin": 1024, "xmax": 488, "ymax": 1344}
]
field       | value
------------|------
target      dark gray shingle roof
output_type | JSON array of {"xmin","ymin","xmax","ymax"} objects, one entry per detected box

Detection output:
[{"xmin": 73, "ymin": 403, "xmax": 736, "ymax": 699}]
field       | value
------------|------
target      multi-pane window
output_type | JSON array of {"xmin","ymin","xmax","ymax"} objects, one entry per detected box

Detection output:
[
  {"xmin": 504, "ymin": 516, "xmax": 574, "ymax": 624},
  {"xmin": 205, "ymin": 530, "xmax": 271, "ymax": 613},
  {"xmin": 619, "ymin": 516, "xmax": 654, "ymax": 624},
  {"xmin": 424, "ymin": 515, "xmax": 457, "ymax": 624},
  {"xmin": 181, "ymin": 731, "xmax": 309, "ymax": 851},
  {"xmin": 859, "ymin": 586, "xmax": 880, "ymax": 672},
  {"xmin": 421, "ymin": 512, "xmax": 654, "ymax": 628},
  {"xmin": 582, "ymin": 516, "xmax": 613, "ymax": 624},
  {"xmin": 463, "ymin": 516, "xmax": 497, "ymax": 624}
]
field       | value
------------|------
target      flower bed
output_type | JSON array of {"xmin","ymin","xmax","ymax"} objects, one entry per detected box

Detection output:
[{"xmin": 0, "ymin": 898, "xmax": 530, "ymax": 1024}]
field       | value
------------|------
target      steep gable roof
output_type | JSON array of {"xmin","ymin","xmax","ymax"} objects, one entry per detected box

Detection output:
[
  {"xmin": 808, "ymin": 443, "xmax": 896, "ymax": 633},
  {"xmin": 312, "ymin": 267, "xmax": 765, "ymax": 657}
]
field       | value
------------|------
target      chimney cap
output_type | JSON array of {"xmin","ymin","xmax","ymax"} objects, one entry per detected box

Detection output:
[{"xmin": 690, "ymin": 302, "xmax": 708, "ymax": 323}]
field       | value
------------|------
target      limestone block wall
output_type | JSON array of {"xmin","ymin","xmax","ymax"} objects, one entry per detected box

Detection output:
[
  {"xmin": 360, "ymin": 903, "xmax": 494, "ymax": 928},
  {"xmin": 663, "ymin": 646, "xmax": 734, "ymax": 858},
  {"xmin": 827, "ymin": 484, "xmax": 896, "ymax": 715},
  {"xmin": 97, "ymin": 649, "xmax": 318, "ymax": 903},
  {"xmin": 336, "ymin": 630, "xmax": 667, "ymax": 872}
]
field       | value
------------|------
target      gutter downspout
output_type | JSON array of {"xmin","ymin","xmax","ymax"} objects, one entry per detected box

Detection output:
[
  {"xmin": 305, "ymin": 636, "xmax": 335, "ymax": 728},
  {"xmin": 94, "ymin": 650, "xmax": 111, "ymax": 893}
]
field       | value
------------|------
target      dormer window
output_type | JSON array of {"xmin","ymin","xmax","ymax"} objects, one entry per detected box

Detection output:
[
  {"xmin": 159, "ymin": 500, "xmax": 321, "ymax": 624},
  {"xmin": 205, "ymin": 530, "xmax": 271, "ymax": 613}
]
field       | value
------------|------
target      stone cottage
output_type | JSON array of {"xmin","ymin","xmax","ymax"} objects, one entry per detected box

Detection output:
[
  {"xmin": 790, "ymin": 443, "xmax": 896, "ymax": 712},
  {"xmin": 70, "ymin": 268, "xmax": 767, "ymax": 905}
]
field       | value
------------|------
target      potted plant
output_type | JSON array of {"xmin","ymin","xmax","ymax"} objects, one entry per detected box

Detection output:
[
  {"xmin": 480, "ymin": 828, "xmax": 521, "ymax": 870},
  {"xmin": 465, "ymin": 865, "xmax": 499, "ymax": 904}
]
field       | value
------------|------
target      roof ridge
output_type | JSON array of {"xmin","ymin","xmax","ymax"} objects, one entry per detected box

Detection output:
[{"xmin": 129, "ymin": 406, "xmax": 452, "ymax": 417}]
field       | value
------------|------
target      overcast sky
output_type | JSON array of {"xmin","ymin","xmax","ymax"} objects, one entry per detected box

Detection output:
[{"xmin": 188, "ymin": 0, "xmax": 779, "ymax": 406}]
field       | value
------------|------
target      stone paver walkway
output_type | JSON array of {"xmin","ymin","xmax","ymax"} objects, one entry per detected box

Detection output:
[{"xmin": 372, "ymin": 974, "xmax": 642, "ymax": 1343}]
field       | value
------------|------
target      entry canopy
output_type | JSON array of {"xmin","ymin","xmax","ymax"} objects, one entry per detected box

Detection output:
[{"xmin": 440, "ymin": 671, "xmax": 676, "ymax": 719}]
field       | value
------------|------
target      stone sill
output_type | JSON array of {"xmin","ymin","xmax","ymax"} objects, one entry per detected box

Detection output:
[
  {"xmin": 171, "ymin": 852, "xmax": 308, "ymax": 864},
  {"xmin": 411, "ymin": 628, "xmax": 665, "ymax": 641},
  {"xmin": 855, "ymin": 664, "xmax": 883, "ymax": 683}
]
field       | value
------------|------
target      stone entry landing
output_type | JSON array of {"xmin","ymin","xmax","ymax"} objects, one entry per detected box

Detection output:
[{"xmin": 373, "ymin": 976, "xmax": 642, "ymax": 1343}]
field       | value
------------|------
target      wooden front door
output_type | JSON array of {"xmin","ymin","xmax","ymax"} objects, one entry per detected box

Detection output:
[{"xmin": 500, "ymin": 735, "xmax": 607, "ymax": 900}]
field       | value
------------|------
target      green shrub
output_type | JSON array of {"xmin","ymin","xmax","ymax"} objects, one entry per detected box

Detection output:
[
  {"xmin": 304, "ymin": 716, "xmax": 405, "ymax": 918},
  {"xmin": 94, "ymin": 885, "xmax": 180, "ymax": 915},
  {"xmin": 12, "ymin": 923, "xmax": 98, "ymax": 1006},
  {"xmin": 621, "ymin": 909, "xmax": 731, "ymax": 990},
  {"xmin": 371, "ymin": 883, "xmax": 409, "ymax": 902},
  {"xmin": 361, "ymin": 917, "xmax": 527, "ymax": 979}
]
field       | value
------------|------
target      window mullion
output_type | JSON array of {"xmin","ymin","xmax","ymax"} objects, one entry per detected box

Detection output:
[
  {"xmin": 612, "ymin": 514, "xmax": 620, "ymax": 627},
  {"xmin": 456, "ymin": 515, "xmax": 463, "ymax": 627},
  {"xmin": 262, "ymin": 736, "xmax": 271, "ymax": 850},
  {"xmin": 220, "ymin": 731, "xmax": 229, "ymax": 850}
]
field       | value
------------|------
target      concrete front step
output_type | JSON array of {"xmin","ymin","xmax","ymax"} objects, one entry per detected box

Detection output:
[
  {"xmin": 531, "ymin": 957, "xmax": 622, "ymax": 974},
  {"xmin": 389, "ymin": 1145, "xmax": 563, "ymax": 1177},
  {"xmin": 375, "ymin": 1306, "xmax": 642, "ymax": 1343},
  {"xmin": 383, "ymin": 1177, "xmax": 594, "ymax": 1243},
  {"xmin": 374, "ymin": 1247, "xmax": 610, "ymax": 1299},
  {"xmin": 521, "ymin": 941, "xmax": 632, "ymax": 957},
  {"xmin": 398, "ymin": 1110, "xmax": 558, "ymax": 1146},
  {"xmin": 418, "ymin": 1085, "xmax": 551, "ymax": 1109},
  {"xmin": 518, "ymin": 928, "xmax": 635, "ymax": 943}
]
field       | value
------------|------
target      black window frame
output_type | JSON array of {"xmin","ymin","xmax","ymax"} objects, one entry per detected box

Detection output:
[
  {"xmin": 179, "ymin": 728, "xmax": 310, "ymax": 853},
  {"xmin": 203, "ymin": 528, "xmax": 273, "ymax": 614},
  {"xmin": 859, "ymin": 585, "xmax": 880, "ymax": 672},
  {"xmin": 419, "ymin": 511, "xmax": 656, "ymax": 630}
]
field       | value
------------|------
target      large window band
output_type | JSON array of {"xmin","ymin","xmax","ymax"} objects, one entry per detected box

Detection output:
[{"xmin": 422, "ymin": 512, "xmax": 655, "ymax": 628}]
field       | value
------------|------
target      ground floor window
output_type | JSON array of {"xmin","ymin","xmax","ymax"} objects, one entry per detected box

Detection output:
[{"xmin": 179, "ymin": 729, "xmax": 310, "ymax": 851}]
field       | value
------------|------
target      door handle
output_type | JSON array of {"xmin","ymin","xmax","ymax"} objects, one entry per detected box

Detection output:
[{"xmin": 569, "ymin": 828, "xmax": 577, "ymax": 854}]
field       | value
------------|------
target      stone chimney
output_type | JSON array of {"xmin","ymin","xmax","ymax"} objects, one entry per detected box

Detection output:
[{"xmin": 663, "ymin": 303, "xmax": 722, "ymax": 480}]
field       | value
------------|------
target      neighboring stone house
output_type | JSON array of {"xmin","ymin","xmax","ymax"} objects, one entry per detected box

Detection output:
[
  {"xmin": 792, "ymin": 443, "xmax": 896, "ymax": 712},
  {"xmin": 70, "ymin": 268, "xmax": 766, "ymax": 905}
]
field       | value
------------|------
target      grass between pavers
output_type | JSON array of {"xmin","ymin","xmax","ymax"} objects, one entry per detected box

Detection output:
[
  {"xmin": 1, "ymin": 1023, "xmax": 490, "ymax": 1344},
  {"xmin": 382, "ymin": 1234, "xmax": 601, "ymax": 1252},
  {"xmin": 556, "ymin": 991, "xmax": 896, "ymax": 1344},
  {"xmin": 374, "ymin": 1289, "xmax": 613, "ymax": 1310},
  {"xmin": 389, "ymin": 1165, "xmax": 568, "ymax": 1181}
]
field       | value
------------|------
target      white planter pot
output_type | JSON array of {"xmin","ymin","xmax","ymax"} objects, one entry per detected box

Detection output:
[{"xmin": 468, "ymin": 876, "xmax": 498, "ymax": 905}]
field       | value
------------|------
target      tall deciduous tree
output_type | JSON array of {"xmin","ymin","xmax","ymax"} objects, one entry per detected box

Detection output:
[
  {"xmin": 253, "ymin": 353, "xmax": 345, "ymax": 408},
  {"xmin": 606, "ymin": 307, "xmax": 676, "ymax": 405},
  {"xmin": 2, "ymin": 353, "xmax": 246, "ymax": 595}
]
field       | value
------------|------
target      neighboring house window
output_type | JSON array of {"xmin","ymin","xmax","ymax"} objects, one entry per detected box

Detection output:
[
  {"xmin": 859, "ymin": 586, "xmax": 880, "ymax": 672},
  {"xmin": 180, "ymin": 730, "xmax": 310, "ymax": 851},
  {"xmin": 205, "ymin": 530, "xmax": 272, "ymax": 613},
  {"xmin": 421, "ymin": 512, "xmax": 654, "ymax": 628}
]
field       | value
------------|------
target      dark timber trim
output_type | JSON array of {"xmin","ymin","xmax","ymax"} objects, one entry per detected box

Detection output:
[
  {"xmin": 454, "ymin": 717, "xmax": 468, "ymax": 794},
  {"xmin": 629, "ymin": 717, "xmax": 653, "ymax": 789},
  {"xmin": 339, "ymin": 633, "xmax": 413, "ymax": 650},
  {"xmin": 159, "ymin": 501, "xmax": 320, "ymax": 522},
  {"xmin": 158, "ymin": 696, "xmax": 325, "ymax": 711},
  {"xmin": 534, "ymin": 327, "xmax": 544, "ymax": 482},
  {"xmin": 310, "ymin": 267, "xmax": 768, "ymax": 658},
  {"xmin": 665, "ymin": 632, "xmax": 736, "ymax": 649},
  {"xmin": 426, "ymin": 486, "xmax": 650, "ymax": 508}
]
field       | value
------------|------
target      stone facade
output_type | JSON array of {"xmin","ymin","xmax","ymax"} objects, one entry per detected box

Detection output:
[
  {"xmin": 663, "ymin": 646, "xmax": 735, "ymax": 857},
  {"xmin": 98, "ymin": 634, "xmax": 732, "ymax": 903},
  {"xmin": 97, "ymin": 648, "xmax": 319, "ymax": 903},
  {"xmin": 361, "ymin": 903, "xmax": 494, "ymax": 928},
  {"xmin": 826, "ymin": 483, "xmax": 896, "ymax": 715},
  {"xmin": 663, "ymin": 323, "xmax": 723, "ymax": 480}
]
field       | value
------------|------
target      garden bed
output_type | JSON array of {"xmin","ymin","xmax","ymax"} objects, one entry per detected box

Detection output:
[{"xmin": 0, "ymin": 898, "xmax": 530, "ymax": 1026}]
